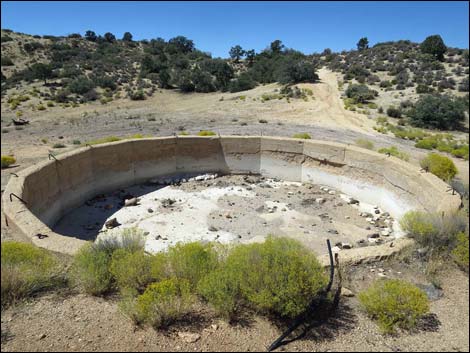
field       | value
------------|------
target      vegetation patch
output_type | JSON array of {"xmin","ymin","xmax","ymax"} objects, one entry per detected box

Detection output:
[
  {"xmin": 292, "ymin": 133, "xmax": 311, "ymax": 139},
  {"xmin": 1, "ymin": 155, "xmax": 16, "ymax": 169},
  {"xmin": 420, "ymin": 153, "xmax": 458, "ymax": 181},
  {"xmin": 197, "ymin": 130, "xmax": 216, "ymax": 136},
  {"xmin": 1, "ymin": 242, "xmax": 65, "ymax": 307},
  {"xmin": 359, "ymin": 279, "xmax": 430, "ymax": 334},
  {"xmin": 377, "ymin": 146, "xmax": 409, "ymax": 161}
]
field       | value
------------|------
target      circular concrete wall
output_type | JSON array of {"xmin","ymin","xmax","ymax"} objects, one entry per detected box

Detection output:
[{"xmin": 3, "ymin": 136, "xmax": 461, "ymax": 257}]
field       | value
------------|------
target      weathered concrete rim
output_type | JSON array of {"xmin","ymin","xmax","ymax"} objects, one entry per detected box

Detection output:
[{"xmin": 2, "ymin": 136, "xmax": 461, "ymax": 263}]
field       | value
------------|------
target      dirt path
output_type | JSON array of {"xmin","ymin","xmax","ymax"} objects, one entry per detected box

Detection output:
[{"xmin": 302, "ymin": 68, "xmax": 375, "ymax": 133}]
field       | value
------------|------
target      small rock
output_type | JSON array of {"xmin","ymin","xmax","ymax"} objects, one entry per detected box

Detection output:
[
  {"xmin": 315, "ymin": 198, "xmax": 326, "ymax": 204},
  {"xmin": 341, "ymin": 288, "xmax": 355, "ymax": 297},
  {"xmin": 124, "ymin": 197, "xmax": 139, "ymax": 207},
  {"xmin": 177, "ymin": 332, "xmax": 201, "ymax": 344},
  {"xmin": 147, "ymin": 208, "xmax": 154, "ymax": 213},
  {"xmin": 105, "ymin": 218, "xmax": 120, "ymax": 229},
  {"xmin": 331, "ymin": 246, "xmax": 341, "ymax": 252}
]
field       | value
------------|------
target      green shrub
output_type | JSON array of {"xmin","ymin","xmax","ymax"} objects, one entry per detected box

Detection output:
[
  {"xmin": 400, "ymin": 210, "xmax": 467, "ymax": 252},
  {"xmin": 452, "ymin": 232, "xmax": 469, "ymax": 270},
  {"xmin": 1, "ymin": 155, "xmax": 16, "ymax": 169},
  {"xmin": 359, "ymin": 279, "xmax": 430, "ymax": 334},
  {"xmin": 71, "ymin": 229, "xmax": 145, "ymax": 295},
  {"xmin": 378, "ymin": 146, "xmax": 409, "ymax": 161},
  {"xmin": 197, "ymin": 266, "xmax": 242, "ymax": 320},
  {"xmin": 205, "ymin": 237, "xmax": 328, "ymax": 319},
  {"xmin": 85, "ymin": 136, "xmax": 121, "ymax": 145},
  {"xmin": 420, "ymin": 153, "xmax": 458, "ymax": 181},
  {"xmin": 345, "ymin": 84, "xmax": 378, "ymax": 103},
  {"xmin": 451, "ymin": 145, "xmax": 469, "ymax": 160},
  {"xmin": 110, "ymin": 250, "xmax": 157, "ymax": 295},
  {"xmin": 386, "ymin": 106, "xmax": 402, "ymax": 118},
  {"xmin": 197, "ymin": 130, "xmax": 216, "ymax": 136},
  {"xmin": 71, "ymin": 243, "xmax": 114, "ymax": 295},
  {"xmin": 292, "ymin": 133, "xmax": 311, "ymax": 139},
  {"xmin": 166, "ymin": 242, "xmax": 219, "ymax": 288},
  {"xmin": 355, "ymin": 138, "xmax": 375, "ymax": 150},
  {"xmin": 129, "ymin": 90, "xmax": 146, "ymax": 100},
  {"xmin": 52, "ymin": 143, "xmax": 66, "ymax": 148},
  {"xmin": 1, "ymin": 242, "xmax": 64, "ymax": 307},
  {"xmin": 37, "ymin": 104, "xmax": 46, "ymax": 111},
  {"xmin": 134, "ymin": 278, "xmax": 193, "ymax": 328},
  {"xmin": 415, "ymin": 138, "xmax": 437, "ymax": 150},
  {"xmin": 409, "ymin": 94, "xmax": 465, "ymax": 130}
]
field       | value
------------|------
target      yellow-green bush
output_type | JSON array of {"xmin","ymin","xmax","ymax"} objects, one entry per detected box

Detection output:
[
  {"xmin": 1, "ymin": 155, "xmax": 16, "ymax": 169},
  {"xmin": 166, "ymin": 242, "xmax": 219, "ymax": 288},
  {"xmin": 134, "ymin": 278, "xmax": 193, "ymax": 328},
  {"xmin": 420, "ymin": 153, "xmax": 458, "ymax": 181},
  {"xmin": 1, "ymin": 242, "xmax": 64, "ymax": 307},
  {"xmin": 452, "ymin": 232, "xmax": 469, "ymax": 270},
  {"xmin": 359, "ymin": 279, "xmax": 430, "ymax": 334},
  {"xmin": 197, "ymin": 130, "xmax": 216, "ymax": 136},
  {"xmin": 400, "ymin": 210, "xmax": 467, "ymax": 253},
  {"xmin": 71, "ymin": 243, "xmax": 114, "ymax": 295},
  {"xmin": 109, "ymin": 249, "xmax": 164, "ymax": 295},
  {"xmin": 378, "ymin": 146, "xmax": 409, "ymax": 161},
  {"xmin": 197, "ymin": 265, "xmax": 242, "ymax": 320},
  {"xmin": 85, "ymin": 136, "xmax": 122, "ymax": 145},
  {"xmin": 292, "ymin": 133, "xmax": 311, "ymax": 139},
  {"xmin": 71, "ymin": 230, "xmax": 145, "ymax": 295},
  {"xmin": 355, "ymin": 138, "xmax": 375, "ymax": 150},
  {"xmin": 37, "ymin": 104, "xmax": 46, "ymax": 111},
  {"xmin": 199, "ymin": 237, "xmax": 328, "ymax": 319}
]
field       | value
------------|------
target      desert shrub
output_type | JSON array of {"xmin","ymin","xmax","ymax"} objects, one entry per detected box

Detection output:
[
  {"xmin": 359, "ymin": 279, "xmax": 429, "ymax": 334},
  {"xmin": 355, "ymin": 138, "xmax": 375, "ymax": 150},
  {"xmin": 71, "ymin": 243, "xmax": 114, "ymax": 295},
  {"xmin": 386, "ymin": 106, "xmax": 402, "ymax": 118},
  {"xmin": 292, "ymin": 133, "xmax": 311, "ymax": 139},
  {"xmin": 68, "ymin": 76, "xmax": 95, "ymax": 95},
  {"xmin": 52, "ymin": 143, "xmax": 66, "ymax": 148},
  {"xmin": 166, "ymin": 242, "xmax": 219, "ymax": 288},
  {"xmin": 345, "ymin": 84, "xmax": 378, "ymax": 103},
  {"xmin": 415, "ymin": 139, "xmax": 436, "ymax": 150},
  {"xmin": 416, "ymin": 84, "xmax": 434, "ymax": 94},
  {"xmin": 452, "ymin": 232, "xmax": 469, "ymax": 270},
  {"xmin": 197, "ymin": 130, "xmax": 216, "ymax": 136},
  {"xmin": 409, "ymin": 94, "xmax": 465, "ymax": 130},
  {"xmin": 1, "ymin": 155, "xmax": 16, "ymax": 169},
  {"xmin": 1, "ymin": 56, "xmax": 14, "ymax": 66},
  {"xmin": 229, "ymin": 73, "xmax": 257, "ymax": 93},
  {"xmin": 219, "ymin": 237, "xmax": 327, "ymax": 318},
  {"xmin": 400, "ymin": 211, "xmax": 467, "ymax": 253},
  {"xmin": 129, "ymin": 90, "xmax": 146, "ymax": 100},
  {"xmin": 419, "ymin": 153, "xmax": 458, "ymax": 181},
  {"xmin": 197, "ymin": 265, "xmax": 242, "ymax": 320},
  {"xmin": 451, "ymin": 145, "xmax": 469, "ymax": 160},
  {"xmin": 71, "ymin": 229, "xmax": 145, "ymax": 295},
  {"xmin": 134, "ymin": 278, "xmax": 193, "ymax": 328},
  {"xmin": 36, "ymin": 104, "xmax": 46, "ymax": 111},
  {"xmin": 378, "ymin": 146, "xmax": 409, "ymax": 161},
  {"xmin": 110, "ymin": 250, "xmax": 157, "ymax": 295},
  {"xmin": 85, "ymin": 136, "xmax": 122, "ymax": 145},
  {"xmin": 1, "ymin": 242, "xmax": 64, "ymax": 307}
]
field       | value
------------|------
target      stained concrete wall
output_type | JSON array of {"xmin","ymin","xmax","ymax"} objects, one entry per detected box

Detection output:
[{"xmin": 3, "ymin": 136, "xmax": 461, "ymax": 255}]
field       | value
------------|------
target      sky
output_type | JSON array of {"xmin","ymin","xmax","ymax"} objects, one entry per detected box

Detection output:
[{"xmin": 1, "ymin": 1, "xmax": 469, "ymax": 57}]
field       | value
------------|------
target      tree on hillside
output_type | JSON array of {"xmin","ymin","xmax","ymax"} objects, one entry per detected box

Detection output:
[
  {"xmin": 245, "ymin": 49, "xmax": 256, "ymax": 66},
  {"xmin": 30, "ymin": 63, "xmax": 53, "ymax": 85},
  {"xmin": 421, "ymin": 35, "xmax": 447, "ymax": 61},
  {"xmin": 270, "ymin": 40, "xmax": 285, "ymax": 54},
  {"xmin": 104, "ymin": 32, "xmax": 116, "ymax": 43},
  {"xmin": 84, "ymin": 30, "xmax": 97, "ymax": 42},
  {"xmin": 122, "ymin": 32, "xmax": 133, "ymax": 42},
  {"xmin": 357, "ymin": 37, "xmax": 369, "ymax": 51},
  {"xmin": 409, "ymin": 94, "xmax": 465, "ymax": 130},
  {"xmin": 168, "ymin": 36, "xmax": 194, "ymax": 53},
  {"xmin": 229, "ymin": 45, "xmax": 245, "ymax": 62},
  {"xmin": 345, "ymin": 84, "xmax": 378, "ymax": 103}
]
